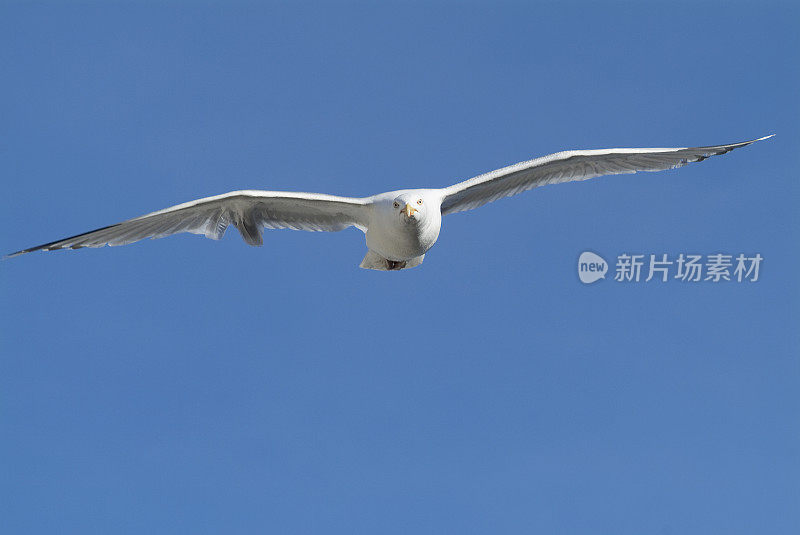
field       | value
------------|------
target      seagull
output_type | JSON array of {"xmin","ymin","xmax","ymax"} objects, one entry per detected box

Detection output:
[{"xmin": 7, "ymin": 135, "xmax": 772, "ymax": 270}]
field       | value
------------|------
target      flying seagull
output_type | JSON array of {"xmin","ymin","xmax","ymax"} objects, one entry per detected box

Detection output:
[{"xmin": 7, "ymin": 135, "xmax": 772, "ymax": 270}]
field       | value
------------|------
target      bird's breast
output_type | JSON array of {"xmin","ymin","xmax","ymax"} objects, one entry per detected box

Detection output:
[{"xmin": 366, "ymin": 214, "xmax": 441, "ymax": 261}]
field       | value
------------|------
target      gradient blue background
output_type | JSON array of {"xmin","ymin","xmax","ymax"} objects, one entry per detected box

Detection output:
[{"xmin": 2, "ymin": 2, "xmax": 798, "ymax": 533}]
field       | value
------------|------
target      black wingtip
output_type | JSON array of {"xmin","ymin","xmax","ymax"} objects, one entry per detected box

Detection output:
[
  {"xmin": 4, "ymin": 222, "xmax": 122, "ymax": 260},
  {"xmin": 3, "ymin": 249, "xmax": 28, "ymax": 260}
]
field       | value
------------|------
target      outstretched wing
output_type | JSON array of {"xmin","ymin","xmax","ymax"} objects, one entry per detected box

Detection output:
[
  {"xmin": 7, "ymin": 190, "xmax": 369, "ymax": 258},
  {"xmin": 440, "ymin": 135, "xmax": 773, "ymax": 216}
]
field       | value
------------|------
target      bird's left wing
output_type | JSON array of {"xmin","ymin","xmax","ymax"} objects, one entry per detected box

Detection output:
[
  {"xmin": 440, "ymin": 136, "xmax": 773, "ymax": 215},
  {"xmin": 7, "ymin": 190, "xmax": 369, "ymax": 258}
]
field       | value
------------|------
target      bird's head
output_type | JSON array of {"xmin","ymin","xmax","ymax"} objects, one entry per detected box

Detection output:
[{"xmin": 392, "ymin": 192, "xmax": 429, "ymax": 224}]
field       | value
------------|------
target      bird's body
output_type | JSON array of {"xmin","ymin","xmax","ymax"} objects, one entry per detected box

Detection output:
[
  {"xmin": 7, "ymin": 136, "xmax": 773, "ymax": 270},
  {"xmin": 365, "ymin": 190, "xmax": 442, "ymax": 266}
]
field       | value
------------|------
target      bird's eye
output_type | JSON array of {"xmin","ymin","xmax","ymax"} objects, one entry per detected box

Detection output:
[
  {"xmin": 393, "ymin": 202, "xmax": 399, "ymax": 208},
  {"xmin": 417, "ymin": 199, "xmax": 423, "ymax": 205}
]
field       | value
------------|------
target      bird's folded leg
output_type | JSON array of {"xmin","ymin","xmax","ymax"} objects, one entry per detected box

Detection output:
[{"xmin": 359, "ymin": 250, "xmax": 425, "ymax": 271}]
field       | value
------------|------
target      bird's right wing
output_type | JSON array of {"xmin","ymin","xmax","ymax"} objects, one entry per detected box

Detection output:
[
  {"xmin": 7, "ymin": 190, "xmax": 369, "ymax": 257},
  {"xmin": 440, "ymin": 136, "xmax": 773, "ymax": 215}
]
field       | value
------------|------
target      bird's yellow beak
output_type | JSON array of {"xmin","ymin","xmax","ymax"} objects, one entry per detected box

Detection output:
[{"xmin": 404, "ymin": 203, "xmax": 418, "ymax": 217}]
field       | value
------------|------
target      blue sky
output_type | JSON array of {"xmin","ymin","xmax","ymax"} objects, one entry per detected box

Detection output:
[{"xmin": 1, "ymin": 2, "xmax": 798, "ymax": 533}]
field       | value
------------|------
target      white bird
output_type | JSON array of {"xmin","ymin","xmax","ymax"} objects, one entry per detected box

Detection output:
[{"xmin": 7, "ymin": 136, "xmax": 772, "ymax": 270}]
